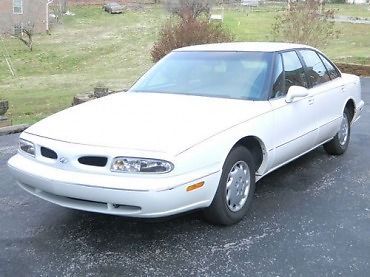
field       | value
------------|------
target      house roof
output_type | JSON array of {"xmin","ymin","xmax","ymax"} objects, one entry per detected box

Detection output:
[{"xmin": 175, "ymin": 42, "xmax": 316, "ymax": 52}]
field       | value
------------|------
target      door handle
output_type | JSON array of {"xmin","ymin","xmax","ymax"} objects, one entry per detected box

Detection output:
[{"xmin": 308, "ymin": 97, "xmax": 314, "ymax": 105}]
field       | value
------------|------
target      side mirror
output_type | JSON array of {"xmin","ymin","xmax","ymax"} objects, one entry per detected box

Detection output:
[{"xmin": 285, "ymin": 86, "xmax": 309, "ymax": 103}]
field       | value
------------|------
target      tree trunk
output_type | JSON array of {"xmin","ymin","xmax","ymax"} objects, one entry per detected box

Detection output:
[
  {"xmin": 59, "ymin": 0, "xmax": 68, "ymax": 13},
  {"xmin": 287, "ymin": 0, "xmax": 292, "ymax": 11},
  {"xmin": 320, "ymin": 0, "xmax": 325, "ymax": 14}
]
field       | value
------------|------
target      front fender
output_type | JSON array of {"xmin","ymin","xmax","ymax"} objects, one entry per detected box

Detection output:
[{"xmin": 174, "ymin": 113, "xmax": 275, "ymax": 178}]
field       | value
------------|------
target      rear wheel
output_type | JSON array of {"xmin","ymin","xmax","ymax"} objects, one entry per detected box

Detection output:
[
  {"xmin": 203, "ymin": 146, "xmax": 256, "ymax": 226},
  {"xmin": 324, "ymin": 108, "xmax": 351, "ymax": 156}
]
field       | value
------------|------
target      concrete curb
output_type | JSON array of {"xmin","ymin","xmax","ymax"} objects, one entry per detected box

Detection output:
[{"xmin": 0, "ymin": 124, "xmax": 30, "ymax": 136}]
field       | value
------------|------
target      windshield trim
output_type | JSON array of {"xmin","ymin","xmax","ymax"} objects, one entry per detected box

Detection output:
[{"xmin": 128, "ymin": 90, "xmax": 265, "ymax": 101}]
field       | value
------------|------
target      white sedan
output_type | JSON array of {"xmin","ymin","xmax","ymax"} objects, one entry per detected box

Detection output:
[{"xmin": 8, "ymin": 43, "xmax": 364, "ymax": 225}]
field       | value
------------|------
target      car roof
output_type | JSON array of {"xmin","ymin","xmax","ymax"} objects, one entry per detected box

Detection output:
[{"xmin": 174, "ymin": 42, "xmax": 316, "ymax": 53}]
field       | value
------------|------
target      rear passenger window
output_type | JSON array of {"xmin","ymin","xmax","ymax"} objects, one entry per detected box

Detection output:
[
  {"xmin": 300, "ymin": 50, "xmax": 330, "ymax": 87},
  {"xmin": 281, "ymin": 51, "xmax": 308, "ymax": 92},
  {"xmin": 318, "ymin": 53, "xmax": 341, "ymax": 80}
]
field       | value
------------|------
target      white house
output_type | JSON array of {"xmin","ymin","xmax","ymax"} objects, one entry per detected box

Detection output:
[{"xmin": 346, "ymin": 0, "xmax": 368, "ymax": 4}]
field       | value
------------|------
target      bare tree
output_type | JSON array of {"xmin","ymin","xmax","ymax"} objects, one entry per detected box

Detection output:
[
  {"xmin": 319, "ymin": 0, "xmax": 325, "ymax": 13},
  {"xmin": 274, "ymin": 0, "xmax": 337, "ymax": 47},
  {"xmin": 165, "ymin": 0, "xmax": 214, "ymax": 20},
  {"xmin": 7, "ymin": 0, "xmax": 51, "ymax": 50},
  {"xmin": 151, "ymin": 17, "xmax": 233, "ymax": 62},
  {"xmin": 287, "ymin": 0, "xmax": 293, "ymax": 10},
  {"xmin": 14, "ymin": 23, "xmax": 34, "ymax": 51},
  {"xmin": 9, "ymin": 1, "xmax": 41, "ymax": 51},
  {"xmin": 288, "ymin": 0, "xmax": 325, "ymax": 13},
  {"xmin": 58, "ymin": 0, "xmax": 68, "ymax": 14}
]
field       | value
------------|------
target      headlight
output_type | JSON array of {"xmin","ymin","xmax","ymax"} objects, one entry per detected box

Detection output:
[
  {"xmin": 19, "ymin": 139, "xmax": 35, "ymax": 157},
  {"xmin": 111, "ymin": 157, "xmax": 174, "ymax": 174}
]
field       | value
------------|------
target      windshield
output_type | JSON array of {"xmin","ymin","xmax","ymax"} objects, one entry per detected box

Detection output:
[{"xmin": 130, "ymin": 51, "xmax": 273, "ymax": 100}]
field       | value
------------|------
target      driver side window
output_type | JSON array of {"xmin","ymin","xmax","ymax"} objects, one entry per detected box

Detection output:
[{"xmin": 272, "ymin": 54, "xmax": 285, "ymax": 98}]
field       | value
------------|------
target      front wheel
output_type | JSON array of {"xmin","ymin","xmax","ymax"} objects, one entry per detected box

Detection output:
[
  {"xmin": 324, "ymin": 108, "xmax": 351, "ymax": 156},
  {"xmin": 203, "ymin": 146, "xmax": 256, "ymax": 226}
]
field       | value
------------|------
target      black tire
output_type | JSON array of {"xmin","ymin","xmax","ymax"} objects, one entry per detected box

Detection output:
[
  {"xmin": 324, "ymin": 108, "xmax": 351, "ymax": 156},
  {"xmin": 203, "ymin": 146, "xmax": 256, "ymax": 226}
]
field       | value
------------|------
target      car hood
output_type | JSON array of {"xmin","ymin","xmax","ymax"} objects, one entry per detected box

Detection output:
[{"xmin": 25, "ymin": 92, "xmax": 271, "ymax": 155}]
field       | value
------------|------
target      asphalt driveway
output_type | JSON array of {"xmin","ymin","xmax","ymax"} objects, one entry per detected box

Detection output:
[{"xmin": 1, "ymin": 79, "xmax": 369, "ymax": 277}]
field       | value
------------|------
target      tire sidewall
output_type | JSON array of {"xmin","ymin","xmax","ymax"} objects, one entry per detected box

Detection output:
[
  {"xmin": 210, "ymin": 146, "xmax": 256, "ymax": 225},
  {"xmin": 336, "ymin": 109, "xmax": 352, "ymax": 152}
]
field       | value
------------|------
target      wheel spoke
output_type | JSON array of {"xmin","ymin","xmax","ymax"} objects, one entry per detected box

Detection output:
[
  {"xmin": 225, "ymin": 160, "xmax": 251, "ymax": 212},
  {"xmin": 226, "ymin": 177, "xmax": 233, "ymax": 189}
]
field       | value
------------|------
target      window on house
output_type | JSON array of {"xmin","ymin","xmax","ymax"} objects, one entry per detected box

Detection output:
[
  {"xmin": 14, "ymin": 24, "xmax": 23, "ymax": 36},
  {"xmin": 13, "ymin": 0, "xmax": 23, "ymax": 14}
]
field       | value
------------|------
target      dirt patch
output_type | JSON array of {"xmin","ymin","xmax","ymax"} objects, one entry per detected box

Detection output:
[{"xmin": 337, "ymin": 63, "xmax": 370, "ymax": 77}]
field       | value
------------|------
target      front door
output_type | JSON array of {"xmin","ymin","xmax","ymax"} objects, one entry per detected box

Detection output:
[{"xmin": 268, "ymin": 51, "xmax": 318, "ymax": 169}]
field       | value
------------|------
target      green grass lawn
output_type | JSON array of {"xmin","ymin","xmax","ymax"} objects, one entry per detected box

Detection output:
[
  {"xmin": 330, "ymin": 3, "xmax": 370, "ymax": 19},
  {"xmin": 0, "ymin": 4, "xmax": 369, "ymax": 124}
]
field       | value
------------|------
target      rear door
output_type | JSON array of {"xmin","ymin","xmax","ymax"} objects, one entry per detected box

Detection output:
[
  {"xmin": 268, "ymin": 51, "xmax": 318, "ymax": 169},
  {"xmin": 298, "ymin": 50, "xmax": 344, "ymax": 144}
]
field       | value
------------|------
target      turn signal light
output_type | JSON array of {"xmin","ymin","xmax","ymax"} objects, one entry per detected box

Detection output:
[{"xmin": 186, "ymin": 182, "xmax": 204, "ymax": 192}]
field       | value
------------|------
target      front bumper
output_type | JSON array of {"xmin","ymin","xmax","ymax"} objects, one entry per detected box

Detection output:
[{"xmin": 8, "ymin": 154, "xmax": 221, "ymax": 217}]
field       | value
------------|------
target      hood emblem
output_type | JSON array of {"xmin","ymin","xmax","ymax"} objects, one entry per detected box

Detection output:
[{"xmin": 59, "ymin": 157, "xmax": 69, "ymax": 164}]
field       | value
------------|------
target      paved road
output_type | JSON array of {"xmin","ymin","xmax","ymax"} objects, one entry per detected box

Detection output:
[{"xmin": 1, "ymin": 79, "xmax": 369, "ymax": 277}]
